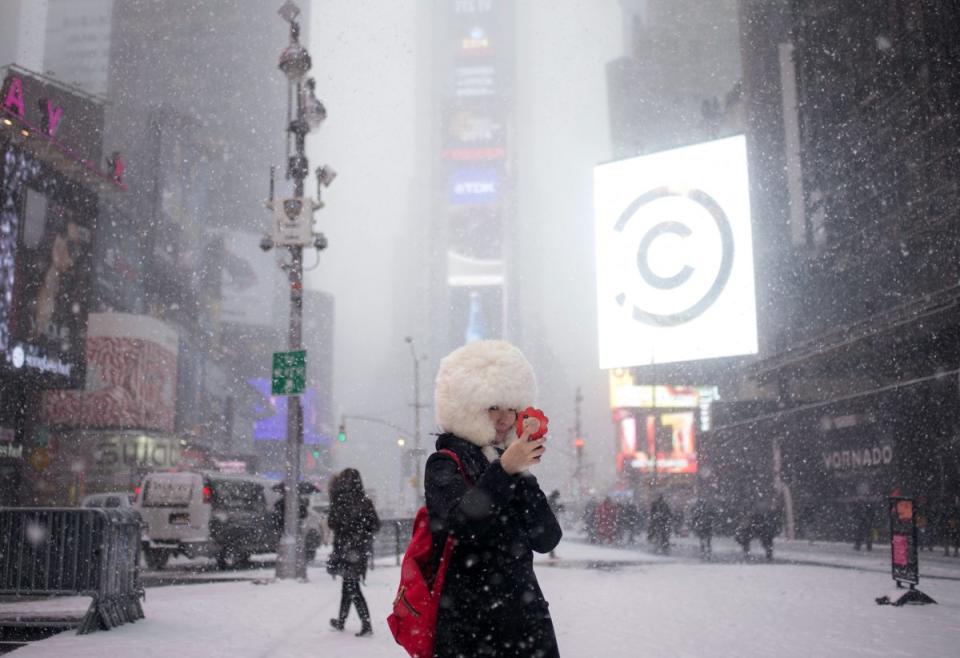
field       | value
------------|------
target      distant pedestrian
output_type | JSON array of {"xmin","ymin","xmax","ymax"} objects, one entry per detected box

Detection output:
[
  {"xmin": 648, "ymin": 495, "xmax": 672, "ymax": 554},
  {"xmin": 327, "ymin": 468, "xmax": 380, "ymax": 637},
  {"xmin": 753, "ymin": 504, "xmax": 781, "ymax": 561},
  {"xmin": 691, "ymin": 499, "xmax": 715, "ymax": 557},
  {"xmin": 734, "ymin": 511, "xmax": 754, "ymax": 557},
  {"xmin": 272, "ymin": 481, "xmax": 309, "ymax": 541},
  {"xmin": 595, "ymin": 496, "xmax": 618, "ymax": 544},
  {"xmin": 852, "ymin": 502, "xmax": 876, "ymax": 552},
  {"xmin": 583, "ymin": 497, "xmax": 599, "ymax": 543},
  {"xmin": 942, "ymin": 499, "xmax": 960, "ymax": 557},
  {"xmin": 547, "ymin": 490, "xmax": 564, "ymax": 558},
  {"xmin": 621, "ymin": 499, "xmax": 642, "ymax": 545},
  {"xmin": 916, "ymin": 497, "xmax": 934, "ymax": 552}
]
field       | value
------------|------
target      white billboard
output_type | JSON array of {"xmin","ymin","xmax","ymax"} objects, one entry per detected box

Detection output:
[{"xmin": 594, "ymin": 135, "xmax": 758, "ymax": 368}]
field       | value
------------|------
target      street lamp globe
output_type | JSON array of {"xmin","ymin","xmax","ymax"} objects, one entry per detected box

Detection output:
[{"xmin": 279, "ymin": 39, "xmax": 311, "ymax": 81}]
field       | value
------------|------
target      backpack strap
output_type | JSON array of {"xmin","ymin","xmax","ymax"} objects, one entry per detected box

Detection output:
[{"xmin": 436, "ymin": 448, "xmax": 473, "ymax": 486}]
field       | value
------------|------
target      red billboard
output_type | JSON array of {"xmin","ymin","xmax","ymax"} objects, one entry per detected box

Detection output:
[{"xmin": 41, "ymin": 313, "xmax": 178, "ymax": 432}]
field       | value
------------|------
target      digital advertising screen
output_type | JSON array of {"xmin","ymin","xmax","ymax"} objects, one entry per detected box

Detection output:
[
  {"xmin": 248, "ymin": 378, "xmax": 327, "ymax": 446},
  {"xmin": 594, "ymin": 135, "xmax": 758, "ymax": 368},
  {"xmin": 615, "ymin": 408, "xmax": 698, "ymax": 475}
]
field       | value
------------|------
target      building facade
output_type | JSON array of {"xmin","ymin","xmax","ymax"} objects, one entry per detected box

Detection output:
[
  {"xmin": 703, "ymin": 0, "xmax": 960, "ymax": 541},
  {"xmin": 0, "ymin": 65, "xmax": 123, "ymax": 504},
  {"xmin": 427, "ymin": 0, "xmax": 517, "ymax": 361}
]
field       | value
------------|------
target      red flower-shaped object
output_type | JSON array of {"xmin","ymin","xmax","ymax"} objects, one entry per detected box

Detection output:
[{"xmin": 516, "ymin": 407, "xmax": 549, "ymax": 440}]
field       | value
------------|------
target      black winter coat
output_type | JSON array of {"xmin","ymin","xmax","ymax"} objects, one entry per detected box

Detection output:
[
  {"xmin": 425, "ymin": 434, "xmax": 562, "ymax": 658},
  {"xmin": 327, "ymin": 495, "xmax": 380, "ymax": 580}
]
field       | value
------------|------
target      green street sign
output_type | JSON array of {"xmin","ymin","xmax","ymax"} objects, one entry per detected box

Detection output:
[{"xmin": 272, "ymin": 350, "xmax": 306, "ymax": 396}]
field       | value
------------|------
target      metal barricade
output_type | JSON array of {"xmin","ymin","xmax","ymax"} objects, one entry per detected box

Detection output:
[
  {"xmin": 0, "ymin": 508, "xmax": 145, "ymax": 634},
  {"xmin": 371, "ymin": 518, "xmax": 414, "ymax": 566}
]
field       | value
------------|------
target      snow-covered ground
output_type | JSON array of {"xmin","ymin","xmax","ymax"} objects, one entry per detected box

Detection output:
[{"xmin": 6, "ymin": 537, "xmax": 959, "ymax": 657}]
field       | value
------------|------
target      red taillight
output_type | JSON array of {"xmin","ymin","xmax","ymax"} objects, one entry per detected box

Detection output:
[{"xmin": 202, "ymin": 485, "xmax": 212, "ymax": 504}]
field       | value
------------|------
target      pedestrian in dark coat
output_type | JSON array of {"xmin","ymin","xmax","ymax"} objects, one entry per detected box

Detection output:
[
  {"xmin": 753, "ymin": 503, "xmax": 781, "ymax": 561},
  {"xmin": 852, "ymin": 502, "xmax": 876, "ymax": 552},
  {"xmin": 648, "ymin": 495, "xmax": 672, "ymax": 554},
  {"xmin": 426, "ymin": 339, "xmax": 562, "ymax": 658},
  {"xmin": 328, "ymin": 468, "xmax": 380, "ymax": 637},
  {"xmin": 547, "ymin": 490, "xmax": 564, "ymax": 558},
  {"xmin": 944, "ymin": 500, "xmax": 960, "ymax": 557},
  {"xmin": 690, "ymin": 499, "xmax": 714, "ymax": 557},
  {"xmin": 734, "ymin": 511, "xmax": 754, "ymax": 557}
]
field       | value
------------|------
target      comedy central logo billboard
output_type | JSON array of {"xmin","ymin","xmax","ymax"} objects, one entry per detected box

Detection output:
[{"xmin": 594, "ymin": 135, "xmax": 758, "ymax": 368}]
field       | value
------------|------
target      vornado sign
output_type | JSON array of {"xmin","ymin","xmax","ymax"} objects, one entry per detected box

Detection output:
[
  {"xmin": 593, "ymin": 135, "xmax": 758, "ymax": 368},
  {"xmin": 822, "ymin": 445, "xmax": 894, "ymax": 471}
]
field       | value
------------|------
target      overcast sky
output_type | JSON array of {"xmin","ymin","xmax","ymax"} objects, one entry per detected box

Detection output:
[{"xmin": 305, "ymin": 1, "xmax": 623, "ymax": 509}]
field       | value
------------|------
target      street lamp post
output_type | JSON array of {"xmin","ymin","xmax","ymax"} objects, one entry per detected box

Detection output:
[
  {"xmin": 573, "ymin": 387, "xmax": 584, "ymax": 501},
  {"xmin": 405, "ymin": 337, "xmax": 427, "ymax": 508},
  {"xmin": 263, "ymin": 1, "xmax": 334, "ymax": 581}
]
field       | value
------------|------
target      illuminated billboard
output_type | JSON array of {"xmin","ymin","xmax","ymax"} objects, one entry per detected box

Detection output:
[
  {"xmin": 615, "ymin": 408, "xmax": 697, "ymax": 475},
  {"xmin": 594, "ymin": 135, "xmax": 758, "ymax": 368},
  {"xmin": 248, "ymin": 378, "xmax": 327, "ymax": 445},
  {"xmin": 41, "ymin": 313, "xmax": 179, "ymax": 432}
]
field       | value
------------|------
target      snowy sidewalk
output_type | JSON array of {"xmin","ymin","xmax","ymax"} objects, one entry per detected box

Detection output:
[
  {"xmin": 593, "ymin": 531, "xmax": 960, "ymax": 580},
  {"xmin": 6, "ymin": 538, "xmax": 960, "ymax": 657}
]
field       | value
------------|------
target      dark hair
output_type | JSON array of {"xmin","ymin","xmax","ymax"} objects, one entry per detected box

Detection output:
[{"xmin": 332, "ymin": 468, "xmax": 365, "ymax": 502}]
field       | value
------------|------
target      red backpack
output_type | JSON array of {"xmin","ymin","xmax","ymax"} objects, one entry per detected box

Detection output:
[{"xmin": 387, "ymin": 449, "xmax": 470, "ymax": 658}]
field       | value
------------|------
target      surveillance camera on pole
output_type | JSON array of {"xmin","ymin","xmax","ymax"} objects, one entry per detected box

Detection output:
[{"xmin": 266, "ymin": 0, "xmax": 337, "ymax": 582}]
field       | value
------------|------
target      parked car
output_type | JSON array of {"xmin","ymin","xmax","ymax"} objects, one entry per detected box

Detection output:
[
  {"xmin": 81, "ymin": 492, "xmax": 136, "ymax": 509},
  {"xmin": 305, "ymin": 492, "xmax": 330, "ymax": 556},
  {"xmin": 136, "ymin": 471, "xmax": 279, "ymax": 570}
]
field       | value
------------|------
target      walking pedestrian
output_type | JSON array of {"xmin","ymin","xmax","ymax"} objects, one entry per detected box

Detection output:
[
  {"xmin": 852, "ymin": 502, "xmax": 876, "ymax": 552},
  {"xmin": 426, "ymin": 339, "xmax": 562, "ymax": 658},
  {"xmin": 943, "ymin": 498, "xmax": 960, "ymax": 557},
  {"xmin": 648, "ymin": 494, "xmax": 672, "ymax": 554},
  {"xmin": 622, "ymin": 499, "xmax": 642, "ymax": 545},
  {"xmin": 583, "ymin": 497, "xmax": 599, "ymax": 543},
  {"xmin": 752, "ymin": 503, "xmax": 781, "ymax": 561},
  {"xmin": 690, "ymin": 498, "xmax": 714, "ymax": 557},
  {"xmin": 734, "ymin": 510, "xmax": 754, "ymax": 558},
  {"xmin": 595, "ymin": 496, "xmax": 618, "ymax": 545},
  {"xmin": 327, "ymin": 468, "xmax": 380, "ymax": 637},
  {"xmin": 547, "ymin": 490, "xmax": 564, "ymax": 558}
]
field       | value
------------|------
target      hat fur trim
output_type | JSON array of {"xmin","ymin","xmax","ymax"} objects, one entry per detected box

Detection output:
[{"xmin": 434, "ymin": 340, "xmax": 537, "ymax": 448}]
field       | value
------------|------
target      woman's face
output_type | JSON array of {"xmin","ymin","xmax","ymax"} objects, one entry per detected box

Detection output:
[{"xmin": 487, "ymin": 406, "xmax": 518, "ymax": 444}]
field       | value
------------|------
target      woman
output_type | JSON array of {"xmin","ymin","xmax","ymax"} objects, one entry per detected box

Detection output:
[
  {"xmin": 426, "ymin": 339, "xmax": 562, "ymax": 658},
  {"xmin": 327, "ymin": 468, "xmax": 380, "ymax": 637}
]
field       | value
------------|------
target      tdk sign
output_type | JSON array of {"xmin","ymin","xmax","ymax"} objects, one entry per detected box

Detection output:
[{"xmin": 450, "ymin": 168, "xmax": 498, "ymax": 205}]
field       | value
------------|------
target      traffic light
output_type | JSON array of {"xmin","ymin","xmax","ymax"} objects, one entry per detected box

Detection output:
[
  {"xmin": 310, "ymin": 448, "xmax": 321, "ymax": 459},
  {"xmin": 337, "ymin": 423, "xmax": 347, "ymax": 443},
  {"xmin": 574, "ymin": 437, "xmax": 585, "ymax": 449}
]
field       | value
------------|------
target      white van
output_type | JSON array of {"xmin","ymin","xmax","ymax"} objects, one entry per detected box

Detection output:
[
  {"xmin": 136, "ymin": 471, "xmax": 279, "ymax": 570},
  {"xmin": 135, "ymin": 471, "xmax": 323, "ymax": 570}
]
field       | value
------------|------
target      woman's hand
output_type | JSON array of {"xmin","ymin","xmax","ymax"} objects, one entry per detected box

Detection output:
[{"xmin": 500, "ymin": 434, "xmax": 546, "ymax": 475}]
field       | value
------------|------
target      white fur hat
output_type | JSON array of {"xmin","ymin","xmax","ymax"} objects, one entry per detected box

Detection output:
[{"xmin": 434, "ymin": 339, "xmax": 537, "ymax": 447}]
